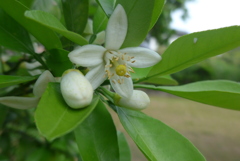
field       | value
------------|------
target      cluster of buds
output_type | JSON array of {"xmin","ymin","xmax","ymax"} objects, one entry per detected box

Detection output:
[
  {"xmin": 60, "ymin": 69, "xmax": 150, "ymax": 110},
  {"xmin": 0, "ymin": 69, "xmax": 150, "ymax": 111}
]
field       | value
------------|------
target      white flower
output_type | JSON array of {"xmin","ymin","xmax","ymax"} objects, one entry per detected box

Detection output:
[
  {"xmin": 0, "ymin": 70, "xmax": 55, "ymax": 109},
  {"xmin": 68, "ymin": 4, "xmax": 161, "ymax": 98},
  {"xmin": 117, "ymin": 90, "xmax": 150, "ymax": 110},
  {"xmin": 60, "ymin": 69, "xmax": 93, "ymax": 109}
]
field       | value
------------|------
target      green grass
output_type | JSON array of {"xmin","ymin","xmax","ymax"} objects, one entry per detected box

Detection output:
[{"xmin": 111, "ymin": 93, "xmax": 240, "ymax": 161}]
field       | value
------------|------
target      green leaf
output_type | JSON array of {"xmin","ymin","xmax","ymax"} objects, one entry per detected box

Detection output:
[
  {"xmin": 117, "ymin": 107, "xmax": 206, "ymax": 161},
  {"xmin": 131, "ymin": 67, "xmax": 152, "ymax": 81},
  {"xmin": 149, "ymin": 0, "xmax": 165, "ymax": 30},
  {"xmin": 148, "ymin": 26, "xmax": 240, "ymax": 77},
  {"xmin": 135, "ymin": 80, "xmax": 240, "ymax": 110},
  {"xmin": 96, "ymin": 0, "xmax": 115, "ymax": 17},
  {"xmin": 93, "ymin": 7, "xmax": 108, "ymax": 34},
  {"xmin": 0, "ymin": 8, "xmax": 47, "ymax": 68},
  {"xmin": 74, "ymin": 100, "xmax": 119, "ymax": 161},
  {"xmin": 0, "ymin": 9, "xmax": 34, "ymax": 53},
  {"xmin": 32, "ymin": 0, "xmax": 61, "ymax": 19},
  {"xmin": 144, "ymin": 75, "xmax": 178, "ymax": 85},
  {"xmin": 116, "ymin": 0, "xmax": 154, "ymax": 48},
  {"xmin": 18, "ymin": 0, "xmax": 34, "ymax": 8},
  {"xmin": 62, "ymin": 0, "xmax": 88, "ymax": 35},
  {"xmin": 0, "ymin": 0, "xmax": 62, "ymax": 50},
  {"xmin": 45, "ymin": 48, "xmax": 72, "ymax": 77},
  {"xmin": 25, "ymin": 10, "xmax": 88, "ymax": 46},
  {"xmin": 117, "ymin": 131, "xmax": 131, "ymax": 161},
  {"xmin": 35, "ymin": 82, "xmax": 99, "ymax": 141},
  {"xmin": 0, "ymin": 75, "xmax": 36, "ymax": 88}
]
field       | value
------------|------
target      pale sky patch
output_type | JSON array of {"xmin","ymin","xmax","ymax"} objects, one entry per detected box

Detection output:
[{"xmin": 170, "ymin": 0, "xmax": 240, "ymax": 33}]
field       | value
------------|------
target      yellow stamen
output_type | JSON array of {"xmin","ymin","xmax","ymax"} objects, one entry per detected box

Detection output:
[{"xmin": 115, "ymin": 64, "xmax": 127, "ymax": 76}]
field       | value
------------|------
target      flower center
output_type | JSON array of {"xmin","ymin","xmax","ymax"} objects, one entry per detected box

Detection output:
[
  {"xmin": 104, "ymin": 50, "xmax": 136, "ymax": 84},
  {"xmin": 115, "ymin": 64, "xmax": 127, "ymax": 76}
]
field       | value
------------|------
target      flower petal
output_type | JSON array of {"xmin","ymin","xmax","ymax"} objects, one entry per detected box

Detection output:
[
  {"xmin": 85, "ymin": 64, "xmax": 106, "ymax": 90},
  {"xmin": 0, "ymin": 96, "xmax": 40, "ymax": 109},
  {"xmin": 93, "ymin": 31, "xmax": 105, "ymax": 45},
  {"xmin": 105, "ymin": 4, "xmax": 128, "ymax": 50},
  {"xmin": 120, "ymin": 47, "xmax": 162, "ymax": 68},
  {"xmin": 110, "ymin": 75, "xmax": 133, "ymax": 98},
  {"xmin": 33, "ymin": 70, "xmax": 55, "ymax": 97},
  {"xmin": 68, "ymin": 45, "xmax": 105, "ymax": 67}
]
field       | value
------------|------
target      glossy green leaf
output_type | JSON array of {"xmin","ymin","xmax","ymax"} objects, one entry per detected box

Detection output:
[
  {"xmin": 131, "ymin": 67, "xmax": 152, "ymax": 81},
  {"xmin": 149, "ymin": 0, "xmax": 165, "ymax": 30},
  {"xmin": 35, "ymin": 83, "xmax": 99, "ymax": 141},
  {"xmin": 117, "ymin": 107, "xmax": 206, "ymax": 161},
  {"xmin": 74, "ymin": 100, "xmax": 119, "ymax": 161},
  {"xmin": 116, "ymin": 0, "xmax": 154, "ymax": 48},
  {"xmin": 18, "ymin": 0, "xmax": 33, "ymax": 8},
  {"xmin": 135, "ymin": 80, "xmax": 240, "ymax": 110},
  {"xmin": 32, "ymin": 0, "xmax": 61, "ymax": 19},
  {"xmin": 0, "ymin": 9, "xmax": 34, "ymax": 53},
  {"xmin": 25, "ymin": 10, "xmax": 88, "ymax": 46},
  {"xmin": 45, "ymin": 48, "xmax": 72, "ymax": 77},
  {"xmin": 96, "ymin": 0, "xmax": 115, "ymax": 17},
  {"xmin": 144, "ymin": 75, "xmax": 178, "ymax": 85},
  {"xmin": 93, "ymin": 7, "xmax": 108, "ymax": 34},
  {"xmin": 62, "ymin": 0, "xmax": 88, "ymax": 35},
  {"xmin": 148, "ymin": 26, "xmax": 240, "ymax": 77},
  {"xmin": 0, "ymin": 75, "xmax": 36, "ymax": 88},
  {"xmin": 117, "ymin": 131, "xmax": 131, "ymax": 161},
  {"xmin": 0, "ymin": 8, "xmax": 47, "ymax": 68},
  {"xmin": 0, "ymin": 0, "xmax": 62, "ymax": 50}
]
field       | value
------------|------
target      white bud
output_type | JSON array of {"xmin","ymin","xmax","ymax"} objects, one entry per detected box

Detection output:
[
  {"xmin": 117, "ymin": 90, "xmax": 150, "ymax": 110},
  {"xmin": 60, "ymin": 69, "xmax": 93, "ymax": 109}
]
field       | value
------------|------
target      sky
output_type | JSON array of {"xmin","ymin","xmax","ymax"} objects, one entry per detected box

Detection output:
[{"xmin": 170, "ymin": 0, "xmax": 240, "ymax": 33}]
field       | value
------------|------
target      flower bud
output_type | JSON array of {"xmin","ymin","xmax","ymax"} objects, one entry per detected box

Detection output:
[
  {"xmin": 60, "ymin": 69, "xmax": 93, "ymax": 109},
  {"xmin": 117, "ymin": 90, "xmax": 150, "ymax": 110}
]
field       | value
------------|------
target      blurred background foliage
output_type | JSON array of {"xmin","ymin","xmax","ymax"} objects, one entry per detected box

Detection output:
[
  {"xmin": 172, "ymin": 47, "xmax": 240, "ymax": 84},
  {"xmin": 1, "ymin": 0, "xmax": 240, "ymax": 160},
  {"xmin": 150, "ymin": 0, "xmax": 192, "ymax": 45}
]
